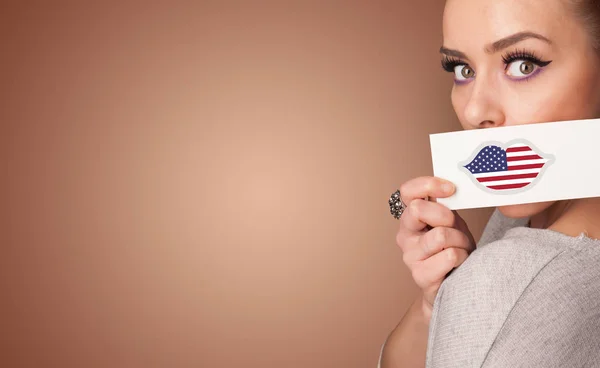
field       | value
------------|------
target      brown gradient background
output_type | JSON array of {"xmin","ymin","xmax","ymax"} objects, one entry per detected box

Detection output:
[{"xmin": 1, "ymin": 2, "xmax": 493, "ymax": 367}]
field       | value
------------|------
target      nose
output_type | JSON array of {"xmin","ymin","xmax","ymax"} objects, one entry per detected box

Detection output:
[{"xmin": 462, "ymin": 76, "xmax": 505, "ymax": 129}]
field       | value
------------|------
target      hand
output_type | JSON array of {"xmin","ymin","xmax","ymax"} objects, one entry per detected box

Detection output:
[{"xmin": 395, "ymin": 176, "xmax": 476, "ymax": 320}]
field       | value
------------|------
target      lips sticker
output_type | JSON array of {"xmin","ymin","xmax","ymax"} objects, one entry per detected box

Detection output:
[{"xmin": 459, "ymin": 140, "xmax": 555, "ymax": 193}]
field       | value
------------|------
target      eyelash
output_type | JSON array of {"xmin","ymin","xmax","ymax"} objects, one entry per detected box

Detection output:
[
  {"xmin": 441, "ymin": 56, "xmax": 464, "ymax": 73},
  {"xmin": 440, "ymin": 49, "xmax": 552, "ymax": 74},
  {"xmin": 501, "ymin": 49, "xmax": 552, "ymax": 69}
]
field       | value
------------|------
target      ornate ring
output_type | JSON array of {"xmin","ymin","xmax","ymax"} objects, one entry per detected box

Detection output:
[{"xmin": 389, "ymin": 189, "xmax": 406, "ymax": 219}]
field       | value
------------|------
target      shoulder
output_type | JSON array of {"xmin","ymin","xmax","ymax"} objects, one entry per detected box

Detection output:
[
  {"xmin": 477, "ymin": 208, "xmax": 528, "ymax": 248},
  {"xmin": 439, "ymin": 226, "xmax": 600, "ymax": 313},
  {"xmin": 447, "ymin": 226, "xmax": 569, "ymax": 289},
  {"xmin": 426, "ymin": 227, "xmax": 600, "ymax": 367},
  {"xmin": 454, "ymin": 227, "xmax": 600, "ymax": 319},
  {"xmin": 479, "ymin": 233, "xmax": 600, "ymax": 366}
]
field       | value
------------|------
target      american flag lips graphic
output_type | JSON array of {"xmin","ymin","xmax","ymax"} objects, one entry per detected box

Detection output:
[{"xmin": 461, "ymin": 142, "xmax": 554, "ymax": 191}]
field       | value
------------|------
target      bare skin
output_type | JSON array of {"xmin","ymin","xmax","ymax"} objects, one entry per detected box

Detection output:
[{"xmin": 381, "ymin": 0, "xmax": 600, "ymax": 367}]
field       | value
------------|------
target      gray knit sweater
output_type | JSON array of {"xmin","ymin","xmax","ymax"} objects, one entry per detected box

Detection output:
[{"xmin": 425, "ymin": 209, "xmax": 600, "ymax": 367}]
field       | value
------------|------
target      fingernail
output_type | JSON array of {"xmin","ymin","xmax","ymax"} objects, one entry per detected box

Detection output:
[{"xmin": 442, "ymin": 182, "xmax": 454, "ymax": 193}]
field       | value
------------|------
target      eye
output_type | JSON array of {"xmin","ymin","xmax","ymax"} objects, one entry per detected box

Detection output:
[
  {"xmin": 502, "ymin": 50, "xmax": 552, "ymax": 80},
  {"xmin": 506, "ymin": 60, "xmax": 536, "ymax": 78},
  {"xmin": 441, "ymin": 57, "xmax": 475, "ymax": 83},
  {"xmin": 454, "ymin": 64, "xmax": 475, "ymax": 81}
]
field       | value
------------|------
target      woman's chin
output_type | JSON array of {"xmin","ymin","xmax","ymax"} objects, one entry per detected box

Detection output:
[
  {"xmin": 497, "ymin": 201, "xmax": 555, "ymax": 219},
  {"xmin": 497, "ymin": 205, "xmax": 533, "ymax": 219}
]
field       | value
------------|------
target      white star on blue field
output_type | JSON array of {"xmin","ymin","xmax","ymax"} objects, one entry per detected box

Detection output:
[{"xmin": 463, "ymin": 145, "xmax": 508, "ymax": 173}]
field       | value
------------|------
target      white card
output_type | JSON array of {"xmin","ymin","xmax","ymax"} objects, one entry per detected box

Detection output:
[{"xmin": 429, "ymin": 118, "xmax": 600, "ymax": 210}]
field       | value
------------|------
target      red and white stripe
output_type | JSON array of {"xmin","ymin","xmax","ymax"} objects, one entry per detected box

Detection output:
[{"xmin": 472, "ymin": 143, "xmax": 550, "ymax": 190}]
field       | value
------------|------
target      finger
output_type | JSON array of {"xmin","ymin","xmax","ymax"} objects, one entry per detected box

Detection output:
[
  {"xmin": 399, "ymin": 176, "xmax": 455, "ymax": 204},
  {"xmin": 400, "ymin": 199, "xmax": 455, "ymax": 232},
  {"xmin": 412, "ymin": 248, "xmax": 469, "ymax": 289},
  {"xmin": 417, "ymin": 226, "xmax": 472, "ymax": 261},
  {"xmin": 395, "ymin": 228, "xmax": 421, "ymax": 255},
  {"xmin": 453, "ymin": 210, "xmax": 477, "ymax": 251},
  {"xmin": 402, "ymin": 226, "xmax": 471, "ymax": 264}
]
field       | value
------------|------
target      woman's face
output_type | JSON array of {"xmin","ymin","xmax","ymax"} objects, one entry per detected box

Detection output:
[{"xmin": 442, "ymin": 0, "xmax": 600, "ymax": 218}]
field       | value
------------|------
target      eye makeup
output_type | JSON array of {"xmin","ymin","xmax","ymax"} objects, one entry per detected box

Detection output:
[
  {"xmin": 441, "ymin": 56, "xmax": 475, "ymax": 85},
  {"xmin": 441, "ymin": 56, "xmax": 466, "ymax": 73},
  {"xmin": 501, "ymin": 48, "xmax": 552, "ymax": 82},
  {"xmin": 501, "ymin": 48, "xmax": 552, "ymax": 68},
  {"xmin": 440, "ymin": 48, "xmax": 553, "ymax": 84}
]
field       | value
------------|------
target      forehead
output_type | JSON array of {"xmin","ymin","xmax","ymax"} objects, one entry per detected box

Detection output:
[{"xmin": 442, "ymin": 0, "xmax": 569, "ymax": 48}]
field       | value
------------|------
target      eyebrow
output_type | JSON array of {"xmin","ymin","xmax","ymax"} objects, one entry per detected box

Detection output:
[
  {"xmin": 439, "ymin": 46, "xmax": 468, "ymax": 59},
  {"xmin": 486, "ymin": 31, "xmax": 552, "ymax": 53},
  {"xmin": 439, "ymin": 31, "xmax": 552, "ymax": 59}
]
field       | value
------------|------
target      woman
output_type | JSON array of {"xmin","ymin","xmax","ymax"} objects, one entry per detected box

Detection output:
[{"xmin": 379, "ymin": 0, "xmax": 600, "ymax": 367}]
